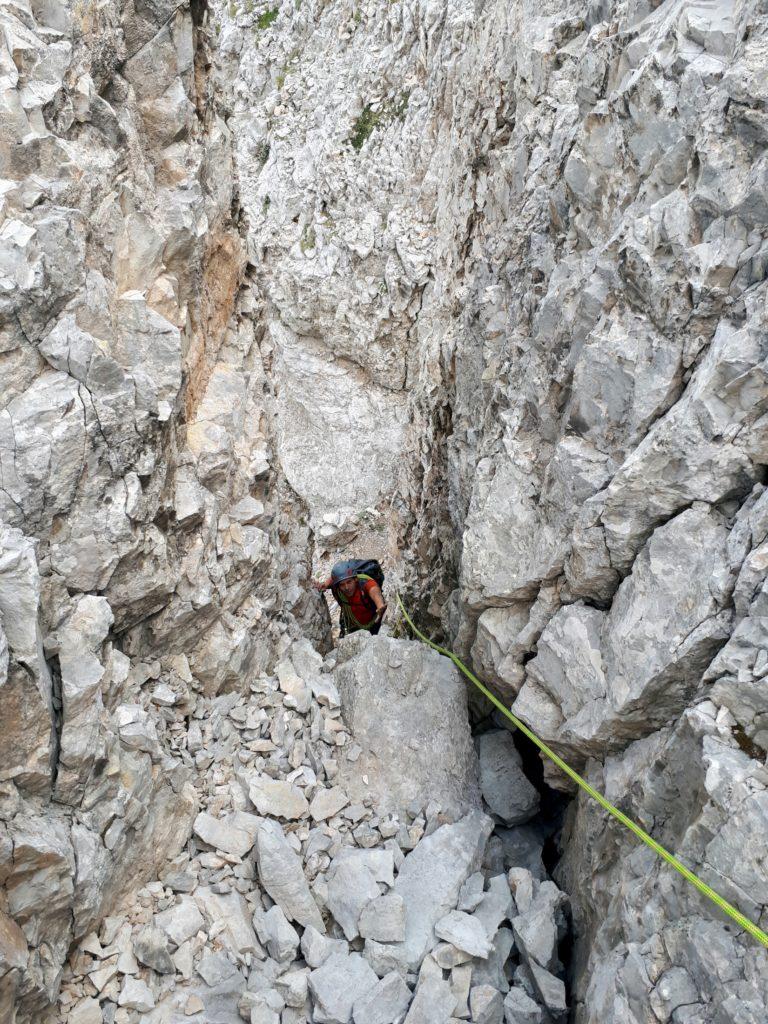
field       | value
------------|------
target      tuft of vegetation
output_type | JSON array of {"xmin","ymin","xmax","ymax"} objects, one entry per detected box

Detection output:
[
  {"xmin": 347, "ymin": 91, "xmax": 411, "ymax": 152},
  {"xmin": 262, "ymin": 194, "xmax": 271, "ymax": 213},
  {"xmin": 276, "ymin": 70, "xmax": 286, "ymax": 88},
  {"xmin": 348, "ymin": 104, "xmax": 380, "ymax": 151},
  {"xmin": 255, "ymin": 140, "xmax": 270, "ymax": 166},
  {"xmin": 300, "ymin": 224, "xmax": 316, "ymax": 253},
  {"xmin": 390, "ymin": 89, "xmax": 410, "ymax": 120},
  {"xmin": 256, "ymin": 5, "xmax": 279, "ymax": 28},
  {"xmin": 229, "ymin": 1, "xmax": 238, "ymax": 17}
]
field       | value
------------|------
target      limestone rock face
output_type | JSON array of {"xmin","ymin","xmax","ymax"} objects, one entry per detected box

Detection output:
[
  {"xmin": 0, "ymin": 526, "xmax": 53, "ymax": 794},
  {"xmin": 0, "ymin": 0, "xmax": 278, "ymax": 1015},
  {"xmin": 558, "ymin": 702, "xmax": 768, "ymax": 1023},
  {"xmin": 2, "ymin": 0, "xmax": 768, "ymax": 1021},
  {"xmin": 334, "ymin": 635, "xmax": 481, "ymax": 818},
  {"xmin": 215, "ymin": 0, "xmax": 768, "ymax": 1015},
  {"xmin": 514, "ymin": 505, "xmax": 734, "ymax": 764}
]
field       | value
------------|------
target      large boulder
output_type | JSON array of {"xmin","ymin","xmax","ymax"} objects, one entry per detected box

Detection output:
[{"xmin": 334, "ymin": 635, "xmax": 481, "ymax": 818}]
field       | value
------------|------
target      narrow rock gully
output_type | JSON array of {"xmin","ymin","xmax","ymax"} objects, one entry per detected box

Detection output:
[{"xmin": 49, "ymin": 622, "xmax": 574, "ymax": 1024}]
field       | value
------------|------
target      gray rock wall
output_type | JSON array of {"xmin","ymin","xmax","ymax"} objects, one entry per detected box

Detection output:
[
  {"xmin": 0, "ymin": 0, "xmax": 308, "ymax": 1017},
  {"xmin": 1, "ymin": 0, "xmax": 767, "ymax": 1021},
  {"xmin": 214, "ymin": 0, "xmax": 768, "ymax": 1019}
]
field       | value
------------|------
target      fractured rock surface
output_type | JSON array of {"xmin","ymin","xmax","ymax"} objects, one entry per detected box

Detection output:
[{"xmin": 1, "ymin": 0, "xmax": 767, "ymax": 1021}]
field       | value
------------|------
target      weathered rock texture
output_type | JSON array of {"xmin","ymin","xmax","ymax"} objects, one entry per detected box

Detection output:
[
  {"xmin": 334, "ymin": 633, "xmax": 481, "ymax": 817},
  {"xmin": 1, "ymin": 0, "xmax": 768, "ymax": 1021},
  {"xmin": 216, "ymin": 0, "xmax": 768, "ymax": 1019},
  {"xmin": 0, "ymin": 0, "xmax": 298, "ymax": 1017},
  {"xmin": 37, "ymin": 635, "xmax": 564, "ymax": 1024}
]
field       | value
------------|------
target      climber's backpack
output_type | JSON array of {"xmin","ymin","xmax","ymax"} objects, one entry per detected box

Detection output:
[{"xmin": 330, "ymin": 558, "xmax": 385, "ymax": 611}]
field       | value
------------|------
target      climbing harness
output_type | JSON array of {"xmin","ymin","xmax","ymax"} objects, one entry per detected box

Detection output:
[{"xmin": 396, "ymin": 594, "xmax": 768, "ymax": 951}]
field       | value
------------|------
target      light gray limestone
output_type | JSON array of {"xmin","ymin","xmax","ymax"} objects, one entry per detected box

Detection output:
[{"xmin": 335, "ymin": 636, "xmax": 481, "ymax": 818}]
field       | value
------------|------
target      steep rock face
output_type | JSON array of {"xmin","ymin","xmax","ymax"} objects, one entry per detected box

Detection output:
[
  {"xmin": 215, "ymin": 0, "xmax": 768, "ymax": 1020},
  {"xmin": 558, "ymin": 702, "xmax": 768, "ymax": 1022},
  {"xmin": 0, "ymin": 0, "xmax": 300, "ymax": 1017},
  {"xmin": 1, "ymin": 0, "xmax": 767, "ymax": 1021}
]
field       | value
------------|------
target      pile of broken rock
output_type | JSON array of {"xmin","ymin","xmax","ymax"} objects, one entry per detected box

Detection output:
[{"xmin": 48, "ymin": 635, "xmax": 569, "ymax": 1024}]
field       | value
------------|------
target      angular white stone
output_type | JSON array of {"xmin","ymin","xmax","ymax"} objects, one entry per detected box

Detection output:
[
  {"xmin": 327, "ymin": 859, "xmax": 380, "ymax": 940},
  {"xmin": 435, "ymin": 911, "xmax": 491, "ymax": 959},
  {"xmin": 300, "ymin": 925, "xmax": 348, "ymax": 969},
  {"xmin": 503, "ymin": 988, "xmax": 542, "ymax": 1024},
  {"xmin": 118, "ymin": 976, "xmax": 155, "ymax": 1011},
  {"xmin": 255, "ymin": 905, "xmax": 300, "ymax": 962},
  {"xmin": 195, "ymin": 887, "xmax": 261, "ymax": 958},
  {"xmin": 154, "ymin": 898, "xmax": 205, "ymax": 948},
  {"xmin": 359, "ymin": 893, "xmax": 406, "ymax": 943},
  {"xmin": 353, "ymin": 970, "xmax": 411, "ymax": 1024},
  {"xmin": 249, "ymin": 775, "xmax": 309, "ymax": 819},
  {"xmin": 309, "ymin": 951, "xmax": 379, "ymax": 1024},
  {"xmin": 193, "ymin": 810, "xmax": 260, "ymax": 857},
  {"xmin": 403, "ymin": 970, "xmax": 455, "ymax": 1023},
  {"xmin": 469, "ymin": 985, "xmax": 504, "ymax": 1024},
  {"xmin": 252, "ymin": 817, "xmax": 324, "ymax": 932},
  {"xmin": 309, "ymin": 786, "xmax": 350, "ymax": 822},
  {"xmin": 373, "ymin": 811, "xmax": 493, "ymax": 971},
  {"xmin": 67, "ymin": 998, "xmax": 102, "ymax": 1024}
]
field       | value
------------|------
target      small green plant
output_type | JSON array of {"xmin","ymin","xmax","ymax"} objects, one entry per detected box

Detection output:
[
  {"xmin": 348, "ymin": 104, "xmax": 381, "ymax": 151},
  {"xmin": 276, "ymin": 70, "xmax": 286, "ymax": 88},
  {"xmin": 353, "ymin": 8, "xmax": 361, "ymax": 23},
  {"xmin": 300, "ymin": 224, "xmax": 316, "ymax": 253},
  {"xmin": 255, "ymin": 140, "xmax": 270, "ymax": 166},
  {"xmin": 262, "ymin": 194, "xmax": 271, "ymax": 213},
  {"xmin": 229, "ymin": 1, "xmax": 238, "ymax": 17},
  {"xmin": 347, "ymin": 91, "xmax": 410, "ymax": 151},
  {"xmin": 256, "ymin": 5, "xmax": 279, "ymax": 28}
]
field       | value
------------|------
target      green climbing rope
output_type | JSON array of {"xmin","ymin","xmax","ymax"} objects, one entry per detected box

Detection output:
[{"xmin": 395, "ymin": 594, "xmax": 768, "ymax": 950}]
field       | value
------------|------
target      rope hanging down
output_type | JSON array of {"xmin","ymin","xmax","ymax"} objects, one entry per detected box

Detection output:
[{"xmin": 395, "ymin": 594, "xmax": 768, "ymax": 950}]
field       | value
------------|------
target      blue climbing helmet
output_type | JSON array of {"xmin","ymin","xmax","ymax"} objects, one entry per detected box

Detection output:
[
  {"xmin": 331, "ymin": 560, "xmax": 360, "ymax": 585},
  {"xmin": 330, "ymin": 558, "xmax": 385, "ymax": 589}
]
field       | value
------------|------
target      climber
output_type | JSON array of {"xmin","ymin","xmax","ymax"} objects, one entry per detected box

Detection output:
[{"xmin": 313, "ymin": 559, "xmax": 388, "ymax": 637}]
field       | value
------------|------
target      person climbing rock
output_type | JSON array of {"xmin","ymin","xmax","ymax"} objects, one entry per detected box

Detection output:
[{"xmin": 314, "ymin": 558, "xmax": 387, "ymax": 637}]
